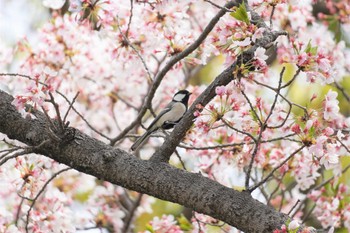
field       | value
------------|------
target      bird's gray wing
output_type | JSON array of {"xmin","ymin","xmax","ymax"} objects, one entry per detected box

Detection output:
[
  {"xmin": 146, "ymin": 103, "xmax": 173, "ymax": 132},
  {"xmin": 131, "ymin": 102, "xmax": 174, "ymax": 151}
]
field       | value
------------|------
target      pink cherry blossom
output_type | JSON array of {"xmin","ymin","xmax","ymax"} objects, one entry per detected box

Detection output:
[
  {"xmin": 42, "ymin": 0, "xmax": 65, "ymax": 9},
  {"xmin": 215, "ymin": 86, "xmax": 226, "ymax": 97},
  {"xmin": 143, "ymin": 215, "xmax": 183, "ymax": 233},
  {"xmin": 1, "ymin": 0, "xmax": 350, "ymax": 232},
  {"xmin": 288, "ymin": 220, "xmax": 300, "ymax": 231},
  {"xmin": 323, "ymin": 90, "xmax": 340, "ymax": 121},
  {"xmin": 252, "ymin": 27, "xmax": 265, "ymax": 43},
  {"xmin": 254, "ymin": 47, "xmax": 268, "ymax": 62}
]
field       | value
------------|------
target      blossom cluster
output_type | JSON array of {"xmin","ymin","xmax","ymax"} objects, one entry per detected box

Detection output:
[
  {"xmin": 0, "ymin": 0, "xmax": 350, "ymax": 232},
  {"xmin": 309, "ymin": 183, "xmax": 349, "ymax": 230},
  {"xmin": 141, "ymin": 215, "xmax": 183, "ymax": 233}
]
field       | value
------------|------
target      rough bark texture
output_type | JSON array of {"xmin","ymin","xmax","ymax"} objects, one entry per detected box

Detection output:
[
  {"xmin": 0, "ymin": 2, "xmax": 290, "ymax": 231},
  {"xmin": 0, "ymin": 90, "xmax": 289, "ymax": 232}
]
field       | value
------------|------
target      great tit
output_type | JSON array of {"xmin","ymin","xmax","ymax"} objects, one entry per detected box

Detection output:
[{"xmin": 131, "ymin": 90, "xmax": 191, "ymax": 151}]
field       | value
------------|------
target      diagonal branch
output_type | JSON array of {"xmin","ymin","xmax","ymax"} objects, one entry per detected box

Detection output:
[
  {"xmin": 249, "ymin": 145, "xmax": 305, "ymax": 192},
  {"xmin": 25, "ymin": 167, "xmax": 71, "ymax": 232},
  {"xmin": 150, "ymin": 14, "xmax": 287, "ymax": 162},
  {"xmin": 110, "ymin": 0, "xmax": 239, "ymax": 145}
]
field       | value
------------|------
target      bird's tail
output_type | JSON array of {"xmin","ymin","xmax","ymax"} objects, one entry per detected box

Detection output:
[{"xmin": 131, "ymin": 130, "xmax": 152, "ymax": 151}]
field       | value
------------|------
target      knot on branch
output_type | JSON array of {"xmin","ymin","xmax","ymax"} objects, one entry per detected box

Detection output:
[
  {"xmin": 48, "ymin": 125, "xmax": 77, "ymax": 148},
  {"xmin": 102, "ymin": 150, "xmax": 117, "ymax": 162}
]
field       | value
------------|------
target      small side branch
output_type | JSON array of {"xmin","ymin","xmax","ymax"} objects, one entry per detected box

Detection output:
[
  {"xmin": 248, "ymin": 145, "xmax": 305, "ymax": 192},
  {"xmin": 25, "ymin": 167, "xmax": 71, "ymax": 232}
]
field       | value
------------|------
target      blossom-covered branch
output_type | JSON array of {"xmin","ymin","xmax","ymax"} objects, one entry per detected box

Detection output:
[{"xmin": 0, "ymin": 90, "xmax": 289, "ymax": 232}]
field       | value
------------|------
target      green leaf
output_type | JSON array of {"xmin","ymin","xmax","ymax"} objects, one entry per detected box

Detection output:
[
  {"xmin": 304, "ymin": 40, "xmax": 318, "ymax": 55},
  {"xmin": 308, "ymin": 125, "xmax": 315, "ymax": 138},
  {"xmin": 289, "ymin": 228, "xmax": 299, "ymax": 233},
  {"xmin": 336, "ymin": 227, "xmax": 349, "ymax": 233},
  {"xmin": 327, "ymin": 16, "xmax": 342, "ymax": 42},
  {"xmin": 177, "ymin": 214, "xmax": 193, "ymax": 231},
  {"xmin": 73, "ymin": 190, "xmax": 93, "ymax": 202},
  {"xmin": 249, "ymin": 109, "xmax": 259, "ymax": 122},
  {"xmin": 145, "ymin": 224, "xmax": 154, "ymax": 233},
  {"xmin": 230, "ymin": 2, "xmax": 250, "ymax": 24}
]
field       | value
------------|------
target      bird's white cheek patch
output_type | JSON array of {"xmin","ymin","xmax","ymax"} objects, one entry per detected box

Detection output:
[{"xmin": 173, "ymin": 93, "xmax": 186, "ymax": 102}]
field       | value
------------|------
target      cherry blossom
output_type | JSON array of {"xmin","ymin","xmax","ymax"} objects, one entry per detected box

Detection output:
[
  {"xmin": 323, "ymin": 90, "xmax": 340, "ymax": 121},
  {"xmin": 142, "ymin": 215, "xmax": 183, "ymax": 233},
  {"xmin": 1, "ymin": 0, "xmax": 350, "ymax": 232},
  {"xmin": 42, "ymin": 0, "xmax": 65, "ymax": 10}
]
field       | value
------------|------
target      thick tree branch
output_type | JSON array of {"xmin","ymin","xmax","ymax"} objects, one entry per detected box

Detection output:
[{"xmin": 0, "ymin": 90, "xmax": 289, "ymax": 233}]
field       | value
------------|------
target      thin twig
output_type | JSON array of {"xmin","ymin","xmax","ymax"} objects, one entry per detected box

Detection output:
[
  {"xmin": 287, "ymin": 199, "xmax": 300, "ymax": 216},
  {"xmin": 249, "ymin": 170, "xmax": 270, "ymax": 201},
  {"xmin": 253, "ymin": 77, "xmax": 308, "ymax": 113},
  {"xmin": 334, "ymin": 81, "xmax": 350, "ymax": 102},
  {"xmin": 243, "ymin": 69, "xmax": 286, "ymax": 189},
  {"xmin": 58, "ymin": 92, "xmax": 112, "ymax": 140},
  {"xmin": 301, "ymin": 203, "xmax": 316, "ymax": 224},
  {"xmin": 240, "ymin": 90, "xmax": 263, "ymax": 126},
  {"xmin": 15, "ymin": 198, "xmax": 25, "ymax": 226},
  {"xmin": 193, "ymin": 211, "xmax": 227, "ymax": 228},
  {"xmin": 122, "ymin": 193, "xmax": 143, "ymax": 233},
  {"xmin": 221, "ymin": 118, "xmax": 256, "ymax": 142},
  {"xmin": 41, "ymin": 105, "xmax": 57, "ymax": 133},
  {"xmin": 25, "ymin": 167, "xmax": 71, "ymax": 233},
  {"xmin": 0, "ymin": 139, "xmax": 49, "ymax": 166},
  {"xmin": 63, "ymin": 91, "xmax": 79, "ymax": 124},
  {"xmin": 267, "ymin": 103, "xmax": 292, "ymax": 129},
  {"xmin": 269, "ymin": 5, "xmax": 276, "ymax": 28},
  {"xmin": 267, "ymin": 173, "xmax": 286, "ymax": 205},
  {"xmin": 76, "ymin": 226, "xmax": 105, "ymax": 232},
  {"xmin": 193, "ymin": 211, "xmax": 203, "ymax": 233},
  {"xmin": 48, "ymin": 92, "xmax": 65, "ymax": 132},
  {"xmin": 245, "ymin": 129, "xmax": 263, "ymax": 189},
  {"xmin": 0, "ymin": 147, "xmax": 22, "ymax": 159},
  {"xmin": 314, "ymin": 163, "xmax": 350, "ymax": 190},
  {"xmin": 116, "ymin": 16, "xmax": 153, "ymax": 83},
  {"xmin": 174, "ymin": 149, "xmax": 187, "ymax": 170},
  {"xmin": 179, "ymin": 141, "xmax": 246, "ymax": 150},
  {"xmin": 179, "ymin": 134, "xmax": 301, "ymax": 150},
  {"xmin": 204, "ymin": 0, "xmax": 234, "ymax": 12},
  {"xmin": 110, "ymin": 1, "xmax": 238, "ymax": 145},
  {"xmin": 249, "ymin": 145, "xmax": 305, "ymax": 192},
  {"xmin": 280, "ymin": 67, "xmax": 301, "ymax": 89},
  {"xmin": 278, "ymin": 189, "xmax": 285, "ymax": 212},
  {"xmin": 111, "ymin": 91, "xmax": 139, "ymax": 111},
  {"xmin": 1, "ymin": 139, "xmax": 22, "ymax": 148},
  {"xmin": 263, "ymin": 67, "xmax": 292, "ymax": 129},
  {"xmin": 264, "ymin": 67, "xmax": 285, "ymax": 125},
  {"xmin": 0, "ymin": 150, "xmax": 29, "ymax": 166},
  {"xmin": 125, "ymin": 0, "xmax": 134, "ymax": 38},
  {"xmin": 0, "ymin": 73, "xmax": 111, "ymax": 140},
  {"xmin": 337, "ymin": 137, "xmax": 350, "ymax": 153}
]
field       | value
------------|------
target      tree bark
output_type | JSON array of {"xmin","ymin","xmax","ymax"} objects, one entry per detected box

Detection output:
[
  {"xmin": 0, "ymin": 90, "xmax": 289, "ymax": 232},
  {"xmin": 0, "ymin": 3, "xmax": 290, "ymax": 231}
]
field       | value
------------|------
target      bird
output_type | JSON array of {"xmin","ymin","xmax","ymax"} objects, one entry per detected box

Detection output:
[{"xmin": 131, "ymin": 90, "xmax": 191, "ymax": 151}]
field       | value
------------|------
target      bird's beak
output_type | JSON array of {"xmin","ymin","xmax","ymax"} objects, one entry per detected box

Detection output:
[{"xmin": 189, "ymin": 93, "xmax": 192, "ymax": 96}]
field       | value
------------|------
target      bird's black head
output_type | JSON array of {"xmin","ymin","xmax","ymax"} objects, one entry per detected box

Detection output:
[{"xmin": 172, "ymin": 90, "xmax": 191, "ymax": 106}]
